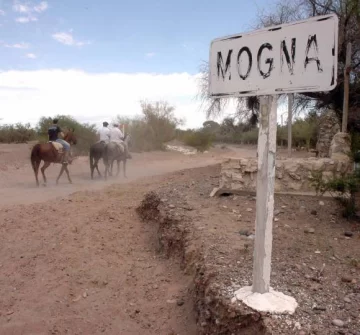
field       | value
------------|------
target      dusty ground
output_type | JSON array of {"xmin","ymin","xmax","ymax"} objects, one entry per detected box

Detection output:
[
  {"xmin": 0, "ymin": 142, "xmax": 255, "ymax": 207},
  {"xmin": 139, "ymin": 165, "xmax": 360, "ymax": 335},
  {"xmin": 0, "ymin": 141, "xmax": 327, "ymax": 334}
]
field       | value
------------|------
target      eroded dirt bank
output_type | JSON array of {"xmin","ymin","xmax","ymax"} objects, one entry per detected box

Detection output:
[{"xmin": 137, "ymin": 165, "xmax": 360, "ymax": 335}]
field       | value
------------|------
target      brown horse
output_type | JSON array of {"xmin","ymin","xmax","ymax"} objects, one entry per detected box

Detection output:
[{"xmin": 30, "ymin": 129, "xmax": 77, "ymax": 186}]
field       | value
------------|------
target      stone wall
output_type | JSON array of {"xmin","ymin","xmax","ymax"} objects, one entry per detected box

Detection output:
[
  {"xmin": 219, "ymin": 157, "xmax": 352, "ymax": 194},
  {"xmin": 316, "ymin": 109, "xmax": 340, "ymax": 158}
]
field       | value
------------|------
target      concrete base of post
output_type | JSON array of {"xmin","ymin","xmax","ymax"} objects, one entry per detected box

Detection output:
[{"xmin": 233, "ymin": 286, "xmax": 298, "ymax": 314}]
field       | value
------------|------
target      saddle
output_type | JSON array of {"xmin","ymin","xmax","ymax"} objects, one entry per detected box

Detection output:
[{"xmin": 49, "ymin": 141, "xmax": 64, "ymax": 153}]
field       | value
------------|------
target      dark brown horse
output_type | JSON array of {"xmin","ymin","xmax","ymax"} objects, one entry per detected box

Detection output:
[{"xmin": 30, "ymin": 129, "xmax": 77, "ymax": 186}]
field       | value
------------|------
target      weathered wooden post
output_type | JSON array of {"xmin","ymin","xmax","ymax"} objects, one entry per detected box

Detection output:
[
  {"xmin": 209, "ymin": 13, "xmax": 338, "ymax": 313},
  {"xmin": 252, "ymin": 95, "xmax": 277, "ymax": 294},
  {"xmin": 342, "ymin": 42, "xmax": 352, "ymax": 133}
]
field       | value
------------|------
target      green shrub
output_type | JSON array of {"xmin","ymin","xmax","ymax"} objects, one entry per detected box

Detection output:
[
  {"xmin": 183, "ymin": 130, "xmax": 214, "ymax": 152},
  {"xmin": 115, "ymin": 100, "xmax": 182, "ymax": 152},
  {"xmin": 310, "ymin": 169, "xmax": 360, "ymax": 219},
  {"xmin": 0, "ymin": 123, "xmax": 37, "ymax": 143}
]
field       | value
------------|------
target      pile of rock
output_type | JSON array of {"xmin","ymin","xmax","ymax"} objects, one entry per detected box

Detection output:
[
  {"xmin": 217, "ymin": 156, "xmax": 352, "ymax": 194},
  {"xmin": 316, "ymin": 109, "xmax": 340, "ymax": 158}
]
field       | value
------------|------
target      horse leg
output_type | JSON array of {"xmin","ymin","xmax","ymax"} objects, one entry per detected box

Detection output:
[
  {"xmin": 123, "ymin": 159, "xmax": 127, "ymax": 178},
  {"xmin": 109, "ymin": 160, "xmax": 114, "ymax": 177},
  {"xmin": 64, "ymin": 165, "xmax": 73, "ymax": 184},
  {"xmin": 116, "ymin": 160, "xmax": 120, "ymax": 177},
  {"xmin": 104, "ymin": 162, "xmax": 109, "ymax": 181},
  {"xmin": 41, "ymin": 161, "xmax": 51, "ymax": 186},
  {"xmin": 95, "ymin": 159, "xmax": 102, "ymax": 177},
  {"xmin": 56, "ymin": 164, "xmax": 66, "ymax": 185},
  {"xmin": 90, "ymin": 162, "xmax": 94, "ymax": 180},
  {"xmin": 33, "ymin": 160, "xmax": 41, "ymax": 186}
]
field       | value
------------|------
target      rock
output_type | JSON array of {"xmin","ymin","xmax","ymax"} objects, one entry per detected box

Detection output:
[
  {"xmin": 343, "ymin": 297, "xmax": 351, "ymax": 303},
  {"xmin": 274, "ymin": 218, "xmax": 279, "ymax": 222},
  {"xmin": 274, "ymin": 209, "xmax": 281, "ymax": 216},
  {"xmin": 246, "ymin": 208, "xmax": 253, "ymax": 212},
  {"xmin": 239, "ymin": 230, "xmax": 250, "ymax": 236},
  {"xmin": 341, "ymin": 276, "xmax": 353, "ymax": 283},
  {"xmin": 329, "ymin": 132, "xmax": 351, "ymax": 162},
  {"xmin": 319, "ymin": 201, "xmax": 325, "ymax": 206},
  {"xmin": 169, "ymin": 204, "xmax": 175, "ymax": 209},
  {"xmin": 167, "ymin": 299, "xmax": 177, "ymax": 304},
  {"xmin": 332, "ymin": 319, "xmax": 345, "ymax": 327},
  {"xmin": 177, "ymin": 300, "xmax": 184, "ymax": 306},
  {"xmin": 304, "ymin": 228, "xmax": 315, "ymax": 234},
  {"xmin": 299, "ymin": 206, "xmax": 306, "ymax": 213},
  {"xmin": 311, "ymin": 210, "xmax": 317, "ymax": 215},
  {"xmin": 72, "ymin": 295, "xmax": 82, "ymax": 302},
  {"xmin": 316, "ymin": 109, "xmax": 340, "ymax": 158},
  {"xmin": 210, "ymin": 187, "xmax": 220, "ymax": 197},
  {"xmin": 344, "ymin": 231, "xmax": 353, "ymax": 237}
]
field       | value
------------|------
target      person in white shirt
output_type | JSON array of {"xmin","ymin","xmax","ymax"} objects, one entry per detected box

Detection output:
[
  {"xmin": 97, "ymin": 121, "xmax": 111, "ymax": 143},
  {"xmin": 109, "ymin": 123, "xmax": 132, "ymax": 159}
]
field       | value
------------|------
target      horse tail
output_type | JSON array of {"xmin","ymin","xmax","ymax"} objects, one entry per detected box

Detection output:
[
  {"xmin": 89, "ymin": 147, "xmax": 94, "ymax": 170},
  {"xmin": 31, "ymin": 144, "xmax": 40, "ymax": 170},
  {"xmin": 30, "ymin": 144, "xmax": 41, "ymax": 186}
]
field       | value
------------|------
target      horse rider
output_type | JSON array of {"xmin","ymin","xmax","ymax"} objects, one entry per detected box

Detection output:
[
  {"xmin": 48, "ymin": 118, "xmax": 71, "ymax": 164},
  {"xmin": 97, "ymin": 121, "xmax": 111, "ymax": 144},
  {"xmin": 109, "ymin": 123, "xmax": 132, "ymax": 159}
]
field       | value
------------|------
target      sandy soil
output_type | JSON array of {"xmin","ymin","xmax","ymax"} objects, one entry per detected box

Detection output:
[
  {"xmin": 142, "ymin": 165, "xmax": 360, "ymax": 335},
  {"xmin": 0, "ymin": 141, "xmax": 318, "ymax": 334},
  {"xmin": 0, "ymin": 142, "xmax": 258, "ymax": 207}
]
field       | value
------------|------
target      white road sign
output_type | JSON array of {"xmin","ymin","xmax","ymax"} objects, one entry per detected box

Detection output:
[{"xmin": 209, "ymin": 14, "xmax": 338, "ymax": 97}]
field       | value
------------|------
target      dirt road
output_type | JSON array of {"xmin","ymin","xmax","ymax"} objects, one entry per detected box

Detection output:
[
  {"xmin": 0, "ymin": 142, "xmax": 258, "ymax": 208},
  {"xmin": 0, "ymin": 142, "xmax": 256, "ymax": 334},
  {"xmin": 0, "ymin": 142, "xmax": 316, "ymax": 334}
]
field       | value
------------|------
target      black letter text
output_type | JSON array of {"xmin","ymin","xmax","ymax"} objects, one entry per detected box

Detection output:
[
  {"xmin": 237, "ymin": 47, "xmax": 252, "ymax": 80},
  {"xmin": 257, "ymin": 43, "xmax": 274, "ymax": 79}
]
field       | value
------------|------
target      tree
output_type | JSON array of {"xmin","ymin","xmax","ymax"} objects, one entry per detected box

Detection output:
[
  {"xmin": 36, "ymin": 115, "xmax": 97, "ymax": 154},
  {"xmin": 115, "ymin": 100, "xmax": 183, "ymax": 152},
  {"xmin": 198, "ymin": 0, "xmax": 360, "ymax": 131}
]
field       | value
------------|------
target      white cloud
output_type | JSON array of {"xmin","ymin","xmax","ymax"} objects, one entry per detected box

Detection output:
[
  {"xmin": 13, "ymin": 3, "xmax": 31, "ymax": 13},
  {"xmin": 145, "ymin": 52, "xmax": 156, "ymax": 58},
  {"xmin": 13, "ymin": 1, "xmax": 48, "ymax": 23},
  {"xmin": 52, "ymin": 32, "xmax": 90, "ymax": 47},
  {"xmin": 0, "ymin": 69, "xmax": 229, "ymax": 129},
  {"xmin": 26, "ymin": 53, "xmax": 37, "ymax": 59},
  {"xmin": 4, "ymin": 42, "xmax": 30, "ymax": 49},
  {"xmin": 34, "ymin": 1, "xmax": 48, "ymax": 13},
  {"xmin": 0, "ymin": 9, "xmax": 5, "ymax": 16},
  {"xmin": 15, "ymin": 16, "xmax": 37, "ymax": 23}
]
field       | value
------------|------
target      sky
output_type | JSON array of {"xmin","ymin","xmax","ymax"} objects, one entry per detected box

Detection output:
[{"xmin": 0, "ymin": 0, "xmax": 273, "ymax": 129}]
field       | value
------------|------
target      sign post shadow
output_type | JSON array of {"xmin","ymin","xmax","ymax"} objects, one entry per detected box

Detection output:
[{"xmin": 209, "ymin": 14, "xmax": 338, "ymax": 314}]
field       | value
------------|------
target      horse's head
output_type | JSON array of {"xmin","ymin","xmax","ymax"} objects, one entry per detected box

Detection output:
[
  {"xmin": 64, "ymin": 128, "xmax": 77, "ymax": 145},
  {"xmin": 124, "ymin": 133, "xmax": 131, "ymax": 145}
]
